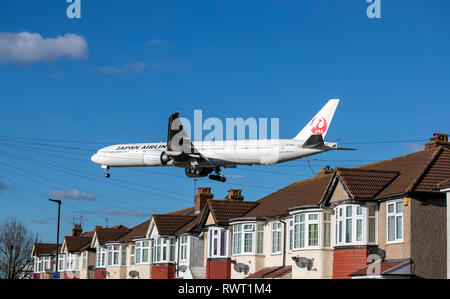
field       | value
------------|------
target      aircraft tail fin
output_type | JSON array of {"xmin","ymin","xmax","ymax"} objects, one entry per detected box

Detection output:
[
  {"xmin": 167, "ymin": 112, "xmax": 193, "ymax": 152},
  {"xmin": 294, "ymin": 99, "xmax": 340, "ymax": 141}
]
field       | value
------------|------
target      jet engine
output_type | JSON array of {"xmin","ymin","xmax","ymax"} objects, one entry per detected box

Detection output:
[{"xmin": 160, "ymin": 152, "xmax": 171, "ymax": 165}]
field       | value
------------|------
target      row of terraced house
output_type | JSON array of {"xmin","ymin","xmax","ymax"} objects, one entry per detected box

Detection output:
[{"xmin": 32, "ymin": 133, "xmax": 450, "ymax": 279}]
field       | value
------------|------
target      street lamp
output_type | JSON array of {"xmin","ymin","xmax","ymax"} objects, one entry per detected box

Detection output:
[{"xmin": 49, "ymin": 199, "xmax": 61, "ymax": 279}]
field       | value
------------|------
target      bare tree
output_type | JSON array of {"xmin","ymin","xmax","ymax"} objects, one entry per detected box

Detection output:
[{"xmin": 0, "ymin": 218, "xmax": 39, "ymax": 279}]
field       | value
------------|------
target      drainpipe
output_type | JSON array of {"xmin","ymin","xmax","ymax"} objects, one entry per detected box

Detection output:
[
  {"xmin": 279, "ymin": 218, "xmax": 287, "ymax": 268},
  {"xmin": 176, "ymin": 236, "xmax": 180, "ymax": 277}
]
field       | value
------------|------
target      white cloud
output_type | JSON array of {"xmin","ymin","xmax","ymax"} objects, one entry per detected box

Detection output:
[
  {"xmin": 50, "ymin": 189, "xmax": 96, "ymax": 201},
  {"xmin": 98, "ymin": 62, "xmax": 148, "ymax": 75},
  {"xmin": 406, "ymin": 143, "xmax": 423, "ymax": 153},
  {"xmin": 0, "ymin": 32, "xmax": 88, "ymax": 64}
]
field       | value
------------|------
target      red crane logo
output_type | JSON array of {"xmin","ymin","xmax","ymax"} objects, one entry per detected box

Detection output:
[{"xmin": 310, "ymin": 117, "xmax": 328, "ymax": 135}]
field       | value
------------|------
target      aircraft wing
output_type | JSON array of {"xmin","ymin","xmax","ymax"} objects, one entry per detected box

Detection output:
[{"xmin": 166, "ymin": 112, "xmax": 213, "ymax": 165}]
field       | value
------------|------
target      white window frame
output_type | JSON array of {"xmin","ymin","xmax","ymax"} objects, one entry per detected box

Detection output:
[
  {"xmin": 256, "ymin": 223, "xmax": 264, "ymax": 254},
  {"xmin": 232, "ymin": 223, "xmax": 258, "ymax": 256},
  {"xmin": 335, "ymin": 203, "xmax": 378, "ymax": 246},
  {"xmin": 58, "ymin": 254, "xmax": 65, "ymax": 272},
  {"xmin": 294, "ymin": 212, "xmax": 321, "ymax": 250},
  {"xmin": 180, "ymin": 236, "xmax": 189, "ymax": 261},
  {"xmin": 107, "ymin": 244, "xmax": 127, "ymax": 267},
  {"xmin": 153, "ymin": 237, "xmax": 176, "ymax": 263},
  {"xmin": 208, "ymin": 227, "xmax": 229, "ymax": 258},
  {"xmin": 386, "ymin": 200, "xmax": 403, "ymax": 244},
  {"xmin": 96, "ymin": 246, "xmax": 106, "ymax": 268},
  {"xmin": 135, "ymin": 240, "xmax": 151, "ymax": 264},
  {"xmin": 130, "ymin": 245, "xmax": 135, "ymax": 266},
  {"xmin": 271, "ymin": 222, "xmax": 282, "ymax": 255}
]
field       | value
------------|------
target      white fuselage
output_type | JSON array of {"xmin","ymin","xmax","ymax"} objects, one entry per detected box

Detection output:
[{"xmin": 90, "ymin": 139, "xmax": 336, "ymax": 168}]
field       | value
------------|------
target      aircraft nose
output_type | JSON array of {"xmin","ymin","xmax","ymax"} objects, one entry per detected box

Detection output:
[{"xmin": 91, "ymin": 153, "xmax": 101, "ymax": 164}]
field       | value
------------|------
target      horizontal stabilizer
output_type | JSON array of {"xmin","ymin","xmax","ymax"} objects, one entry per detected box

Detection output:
[
  {"xmin": 302, "ymin": 134, "xmax": 325, "ymax": 149},
  {"xmin": 333, "ymin": 147, "xmax": 356, "ymax": 151}
]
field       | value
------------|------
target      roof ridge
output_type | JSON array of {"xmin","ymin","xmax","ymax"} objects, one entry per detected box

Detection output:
[
  {"xmin": 354, "ymin": 148, "xmax": 433, "ymax": 170},
  {"xmin": 406, "ymin": 146, "xmax": 443, "ymax": 193},
  {"xmin": 336, "ymin": 167, "xmax": 399, "ymax": 174}
]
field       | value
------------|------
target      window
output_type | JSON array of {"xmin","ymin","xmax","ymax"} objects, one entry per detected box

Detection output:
[
  {"xmin": 232, "ymin": 225, "xmax": 242, "ymax": 255},
  {"xmin": 180, "ymin": 236, "xmax": 188, "ymax": 261},
  {"xmin": 292, "ymin": 213, "xmax": 320, "ymax": 249},
  {"xmin": 288, "ymin": 219, "xmax": 293, "ymax": 251},
  {"xmin": 368, "ymin": 204, "xmax": 377, "ymax": 243},
  {"xmin": 209, "ymin": 227, "xmax": 228, "ymax": 258},
  {"xmin": 387, "ymin": 201, "xmax": 403, "ymax": 242},
  {"xmin": 323, "ymin": 212, "xmax": 331, "ymax": 247},
  {"xmin": 130, "ymin": 245, "xmax": 135, "ymax": 266},
  {"xmin": 335, "ymin": 204, "xmax": 377, "ymax": 246},
  {"xmin": 135, "ymin": 240, "xmax": 150, "ymax": 264},
  {"xmin": 58, "ymin": 254, "xmax": 65, "ymax": 271},
  {"xmin": 271, "ymin": 222, "xmax": 282, "ymax": 254},
  {"xmin": 153, "ymin": 237, "xmax": 176, "ymax": 263},
  {"xmin": 81, "ymin": 252, "xmax": 87, "ymax": 270},
  {"xmin": 96, "ymin": 246, "xmax": 106, "ymax": 267},
  {"xmin": 256, "ymin": 224, "xmax": 264, "ymax": 254},
  {"xmin": 232, "ymin": 223, "xmax": 259, "ymax": 255}
]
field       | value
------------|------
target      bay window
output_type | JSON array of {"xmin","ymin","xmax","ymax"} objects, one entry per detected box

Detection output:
[
  {"xmin": 135, "ymin": 240, "xmax": 150, "ymax": 264},
  {"xmin": 232, "ymin": 223, "xmax": 260, "ymax": 255},
  {"xmin": 107, "ymin": 245, "xmax": 127, "ymax": 266},
  {"xmin": 387, "ymin": 200, "xmax": 403, "ymax": 243},
  {"xmin": 153, "ymin": 237, "xmax": 176, "ymax": 263},
  {"xmin": 209, "ymin": 227, "xmax": 228, "ymax": 258},
  {"xmin": 65, "ymin": 253, "xmax": 79, "ymax": 271},
  {"xmin": 292, "ymin": 212, "xmax": 320, "ymax": 250},
  {"xmin": 335, "ymin": 203, "xmax": 377, "ymax": 246}
]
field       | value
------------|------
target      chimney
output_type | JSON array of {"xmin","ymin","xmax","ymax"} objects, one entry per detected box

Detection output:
[
  {"xmin": 72, "ymin": 224, "xmax": 82, "ymax": 236},
  {"xmin": 95, "ymin": 226, "xmax": 103, "ymax": 230},
  {"xmin": 317, "ymin": 166, "xmax": 334, "ymax": 177},
  {"xmin": 195, "ymin": 187, "xmax": 213, "ymax": 214},
  {"xmin": 425, "ymin": 133, "xmax": 450, "ymax": 150},
  {"xmin": 225, "ymin": 189, "xmax": 244, "ymax": 201}
]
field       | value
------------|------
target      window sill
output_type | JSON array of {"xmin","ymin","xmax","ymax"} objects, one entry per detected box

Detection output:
[{"xmin": 386, "ymin": 240, "xmax": 404, "ymax": 245}]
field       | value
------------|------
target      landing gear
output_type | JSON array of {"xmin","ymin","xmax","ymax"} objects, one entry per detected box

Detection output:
[
  {"xmin": 185, "ymin": 167, "xmax": 212, "ymax": 178},
  {"xmin": 209, "ymin": 168, "xmax": 226, "ymax": 182},
  {"xmin": 103, "ymin": 166, "xmax": 110, "ymax": 178}
]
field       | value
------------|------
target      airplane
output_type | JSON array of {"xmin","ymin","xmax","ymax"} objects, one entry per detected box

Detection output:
[{"xmin": 91, "ymin": 99, "xmax": 353, "ymax": 182}]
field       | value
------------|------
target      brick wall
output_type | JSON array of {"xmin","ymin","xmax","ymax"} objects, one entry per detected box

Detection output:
[
  {"xmin": 94, "ymin": 268, "xmax": 107, "ymax": 279},
  {"xmin": 206, "ymin": 258, "xmax": 231, "ymax": 279},
  {"xmin": 151, "ymin": 264, "xmax": 176, "ymax": 279},
  {"xmin": 332, "ymin": 247, "xmax": 370, "ymax": 279}
]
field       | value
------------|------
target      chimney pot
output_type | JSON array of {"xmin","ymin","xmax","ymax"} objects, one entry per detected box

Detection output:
[
  {"xmin": 72, "ymin": 224, "xmax": 82, "ymax": 236},
  {"xmin": 226, "ymin": 189, "xmax": 244, "ymax": 201},
  {"xmin": 317, "ymin": 166, "xmax": 334, "ymax": 177},
  {"xmin": 195, "ymin": 187, "xmax": 213, "ymax": 214},
  {"xmin": 425, "ymin": 133, "xmax": 449, "ymax": 150}
]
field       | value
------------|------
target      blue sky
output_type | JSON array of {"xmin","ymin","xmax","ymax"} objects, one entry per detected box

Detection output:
[{"xmin": 0, "ymin": 0, "xmax": 449, "ymax": 242}]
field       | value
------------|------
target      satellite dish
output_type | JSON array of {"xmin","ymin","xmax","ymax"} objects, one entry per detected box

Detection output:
[
  {"xmin": 129, "ymin": 270, "xmax": 139, "ymax": 278},
  {"xmin": 292, "ymin": 256, "xmax": 315, "ymax": 271}
]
